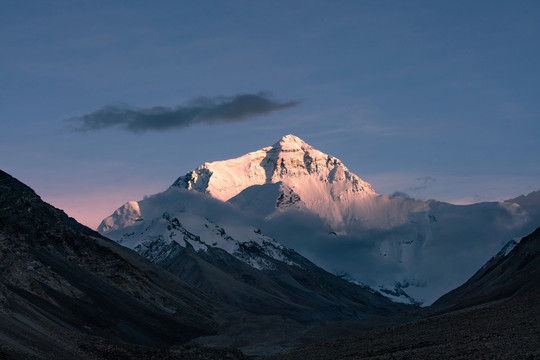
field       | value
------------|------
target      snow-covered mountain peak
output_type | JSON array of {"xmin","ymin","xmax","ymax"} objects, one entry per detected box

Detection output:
[
  {"xmin": 99, "ymin": 189, "xmax": 305, "ymax": 271},
  {"xmin": 170, "ymin": 135, "xmax": 377, "ymax": 226},
  {"xmin": 261, "ymin": 134, "xmax": 337, "ymax": 181},
  {"xmin": 272, "ymin": 134, "xmax": 313, "ymax": 152},
  {"xmin": 98, "ymin": 200, "xmax": 141, "ymax": 233},
  {"xmin": 97, "ymin": 138, "xmax": 540, "ymax": 308}
]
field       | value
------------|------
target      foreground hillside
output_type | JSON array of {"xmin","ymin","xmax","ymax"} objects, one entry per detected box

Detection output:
[
  {"xmin": 0, "ymin": 170, "xmax": 248, "ymax": 359},
  {"xmin": 266, "ymin": 294, "xmax": 540, "ymax": 360},
  {"xmin": 433, "ymin": 227, "xmax": 540, "ymax": 311},
  {"xmin": 266, "ymin": 227, "xmax": 540, "ymax": 359}
]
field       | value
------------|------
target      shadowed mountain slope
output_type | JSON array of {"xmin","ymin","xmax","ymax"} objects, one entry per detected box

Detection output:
[
  {"xmin": 98, "ymin": 185, "xmax": 412, "ymax": 355},
  {"xmin": 432, "ymin": 226, "xmax": 540, "ymax": 311},
  {"xmin": 0, "ymin": 170, "xmax": 244, "ymax": 359},
  {"xmin": 265, "ymin": 226, "xmax": 540, "ymax": 359},
  {"xmin": 265, "ymin": 294, "xmax": 540, "ymax": 360},
  {"xmin": 158, "ymin": 241, "xmax": 408, "ymax": 323}
]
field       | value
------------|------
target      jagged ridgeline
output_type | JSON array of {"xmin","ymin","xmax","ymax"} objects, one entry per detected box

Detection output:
[
  {"xmin": 0, "ymin": 169, "xmax": 230, "ymax": 358},
  {"xmin": 100, "ymin": 135, "xmax": 540, "ymax": 305}
]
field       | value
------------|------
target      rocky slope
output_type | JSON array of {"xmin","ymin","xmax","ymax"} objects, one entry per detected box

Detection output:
[
  {"xmin": 265, "ymin": 294, "xmax": 540, "ymax": 360},
  {"xmin": 266, "ymin": 226, "xmax": 540, "ymax": 360},
  {"xmin": 98, "ymin": 185, "xmax": 411, "ymax": 355},
  {"xmin": 0, "ymin": 170, "xmax": 249, "ymax": 359},
  {"xmin": 432, "ymin": 226, "xmax": 540, "ymax": 311}
]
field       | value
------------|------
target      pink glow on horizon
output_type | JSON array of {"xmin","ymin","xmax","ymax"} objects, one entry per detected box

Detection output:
[
  {"xmin": 41, "ymin": 186, "xmax": 161, "ymax": 230},
  {"xmin": 38, "ymin": 173, "xmax": 539, "ymax": 231}
]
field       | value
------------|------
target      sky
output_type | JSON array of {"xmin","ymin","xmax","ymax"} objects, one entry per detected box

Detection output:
[{"xmin": 1, "ymin": 0, "xmax": 539, "ymax": 230}]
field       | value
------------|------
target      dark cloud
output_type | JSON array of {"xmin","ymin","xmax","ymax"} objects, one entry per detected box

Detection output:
[{"xmin": 66, "ymin": 92, "xmax": 300, "ymax": 132}]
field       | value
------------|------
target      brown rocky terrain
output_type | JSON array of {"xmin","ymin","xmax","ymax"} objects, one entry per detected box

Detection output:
[
  {"xmin": 265, "ymin": 227, "xmax": 540, "ymax": 359},
  {"xmin": 264, "ymin": 294, "xmax": 539, "ymax": 360},
  {"xmin": 0, "ymin": 170, "xmax": 247, "ymax": 359}
]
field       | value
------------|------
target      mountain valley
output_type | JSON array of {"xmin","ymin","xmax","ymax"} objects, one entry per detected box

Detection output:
[
  {"xmin": 0, "ymin": 168, "xmax": 407, "ymax": 358},
  {"xmin": 1, "ymin": 134, "xmax": 539, "ymax": 359},
  {"xmin": 266, "ymin": 226, "xmax": 540, "ymax": 359}
]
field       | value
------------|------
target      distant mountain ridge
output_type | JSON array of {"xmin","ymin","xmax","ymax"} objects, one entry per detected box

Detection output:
[
  {"xmin": 100, "ymin": 187, "xmax": 307, "ymax": 271},
  {"xmin": 99, "ymin": 186, "xmax": 409, "ymax": 325},
  {"xmin": 100, "ymin": 135, "xmax": 540, "ymax": 306}
]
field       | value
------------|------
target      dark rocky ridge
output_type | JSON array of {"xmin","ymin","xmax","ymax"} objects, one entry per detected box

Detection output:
[
  {"xmin": 265, "ymin": 294, "xmax": 540, "ymax": 360},
  {"xmin": 158, "ymin": 241, "xmax": 408, "ymax": 323},
  {"xmin": 0, "ymin": 170, "xmax": 246, "ymax": 359},
  {"xmin": 432, "ymin": 226, "xmax": 540, "ymax": 311},
  {"xmin": 265, "ymin": 227, "xmax": 540, "ymax": 359}
]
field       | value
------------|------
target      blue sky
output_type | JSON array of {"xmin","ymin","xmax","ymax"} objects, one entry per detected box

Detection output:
[{"xmin": 1, "ymin": 0, "xmax": 539, "ymax": 229}]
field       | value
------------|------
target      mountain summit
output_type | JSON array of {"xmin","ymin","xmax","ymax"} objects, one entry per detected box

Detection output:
[
  {"xmin": 170, "ymin": 134, "xmax": 376, "ymax": 227},
  {"xmin": 99, "ymin": 135, "xmax": 540, "ymax": 307},
  {"xmin": 172, "ymin": 134, "xmax": 375, "ymax": 201}
]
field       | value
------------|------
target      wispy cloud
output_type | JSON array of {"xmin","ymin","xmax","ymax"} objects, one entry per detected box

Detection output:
[
  {"xmin": 408, "ymin": 176, "xmax": 437, "ymax": 192},
  {"xmin": 65, "ymin": 92, "xmax": 300, "ymax": 133}
]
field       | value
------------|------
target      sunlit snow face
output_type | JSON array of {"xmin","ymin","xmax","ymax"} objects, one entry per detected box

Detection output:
[
  {"xmin": 98, "ymin": 134, "xmax": 540, "ymax": 307},
  {"xmin": 169, "ymin": 135, "xmax": 377, "ymax": 231}
]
